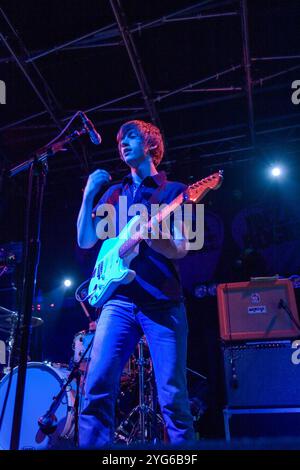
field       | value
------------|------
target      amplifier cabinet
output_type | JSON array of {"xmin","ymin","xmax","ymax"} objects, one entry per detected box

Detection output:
[
  {"xmin": 217, "ymin": 279, "xmax": 300, "ymax": 340},
  {"xmin": 223, "ymin": 341, "xmax": 300, "ymax": 408}
]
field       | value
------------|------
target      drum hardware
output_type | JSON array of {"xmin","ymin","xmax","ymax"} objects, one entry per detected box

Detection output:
[
  {"xmin": 136, "ymin": 337, "xmax": 163, "ymax": 444},
  {"xmin": 137, "ymin": 337, "xmax": 148, "ymax": 444},
  {"xmin": 0, "ymin": 243, "xmax": 20, "ymax": 276},
  {"xmin": 0, "ymin": 306, "xmax": 43, "ymax": 374},
  {"xmin": 38, "ymin": 332, "xmax": 95, "ymax": 447},
  {"xmin": 4, "ymin": 310, "xmax": 18, "ymax": 375},
  {"xmin": 7, "ymin": 112, "xmax": 91, "ymax": 450},
  {"xmin": 0, "ymin": 242, "xmax": 22, "ymax": 268},
  {"xmin": 0, "ymin": 308, "xmax": 20, "ymax": 435},
  {"xmin": 0, "ymin": 362, "xmax": 75, "ymax": 450},
  {"xmin": 115, "ymin": 346, "xmax": 207, "ymax": 444},
  {"xmin": 0, "ymin": 307, "xmax": 43, "ymax": 330},
  {"xmin": 0, "ymin": 305, "xmax": 42, "ymax": 435},
  {"xmin": 115, "ymin": 337, "xmax": 165, "ymax": 445}
]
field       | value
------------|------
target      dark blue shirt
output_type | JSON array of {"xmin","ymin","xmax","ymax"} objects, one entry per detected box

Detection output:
[{"xmin": 93, "ymin": 171, "xmax": 187, "ymax": 305}]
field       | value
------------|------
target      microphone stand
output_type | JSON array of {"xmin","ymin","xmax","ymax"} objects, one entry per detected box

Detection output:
[
  {"xmin": 8, "ymin": 128, "xmax": 86, "ymax": 450},
  {"xmin": 38, "ymin": 333, "xmax": 94, "ymax": 447}
]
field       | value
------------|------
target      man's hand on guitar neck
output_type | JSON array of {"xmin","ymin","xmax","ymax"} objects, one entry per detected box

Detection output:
[{"xmin": 141, "ymin": 217, "xmax": 188, "ymax": 260}]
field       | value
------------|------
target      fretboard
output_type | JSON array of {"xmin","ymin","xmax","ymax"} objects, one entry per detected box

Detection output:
[{"xmin": 118, "ymin": 192, "xmax": 184, "ymax": 258}]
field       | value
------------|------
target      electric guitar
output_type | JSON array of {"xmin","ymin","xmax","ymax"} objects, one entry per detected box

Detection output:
[{"xmin": 87, "ymin": 171, "xmax": 223, "ymax": 308}]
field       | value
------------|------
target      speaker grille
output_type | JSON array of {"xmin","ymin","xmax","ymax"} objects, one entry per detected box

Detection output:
[{"xmin": 223, "ymin": 341, "xmax": 300, "ymax": 407}]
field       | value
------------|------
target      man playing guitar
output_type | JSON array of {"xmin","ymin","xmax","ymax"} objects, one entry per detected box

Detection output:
[{"xmin": 77, "ymin": 120, "xmax": 195, "ymax": 447}]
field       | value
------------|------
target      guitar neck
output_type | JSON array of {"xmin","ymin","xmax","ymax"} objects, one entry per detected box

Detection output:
[
  {"xmin": 119, "ymin": 192, "xmax": 184, "ymax": 258},
  {"xmin": 118, "ymin": 179, "xmax": 215, "ymax": 259}
]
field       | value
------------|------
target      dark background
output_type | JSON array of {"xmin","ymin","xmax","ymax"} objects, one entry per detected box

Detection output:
[{"xmin": 0, "ymin": 0, "xmax": 300, "ymax": 438}]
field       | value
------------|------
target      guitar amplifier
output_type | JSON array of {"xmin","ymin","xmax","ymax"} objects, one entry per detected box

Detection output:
[
  {"xmin": 223, "ymin": 340, "xmax": 300, "ymax": 408},
  {"xmin": 217, "ymin": 279, "xmax": 300, "ymax": 341}
]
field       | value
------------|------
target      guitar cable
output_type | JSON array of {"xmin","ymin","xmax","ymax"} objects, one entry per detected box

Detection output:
[{"xmin": 75, "ymin": 279, "xmax": 92, "ymax": 303}]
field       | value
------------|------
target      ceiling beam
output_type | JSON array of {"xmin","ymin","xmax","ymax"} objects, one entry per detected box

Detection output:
[
  {"xmin": 240, "ymin": 0, "xmax": 255, "ymax": 147},
  {"xmin": 109, "ymin": 0, "xmax": 162, "ymax": 128},
  {"xmin": 0, "ymin": 9, "xmax": 90, "ymax": 171}
]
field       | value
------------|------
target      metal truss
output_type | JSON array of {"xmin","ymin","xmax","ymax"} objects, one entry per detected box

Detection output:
[
  {"xmin": 0, "ymin": 7, "xmax": 90, "ymax": 172},
  {"xmin": 1, "ymin": 0, "xmax": 300, "ymax": 174}
]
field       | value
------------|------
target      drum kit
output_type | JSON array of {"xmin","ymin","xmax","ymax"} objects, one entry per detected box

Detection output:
[
  {"xmin": 115, "ymin": 337, "xmax": 166, "ymax": 445},
  {"xmin": 0, "ymin": 306, "xmax": 165, "ymax": 449},
  {"xmin": 0, "ymin": 305, "xmax": 43, "ymax": 373},
  {"xmin": 0, "ymin": 284, "xmax": 207, "ymax": 449},
  {"xmin": 71, "ymin": 329, "xmax": 165, "ymax": 445}
]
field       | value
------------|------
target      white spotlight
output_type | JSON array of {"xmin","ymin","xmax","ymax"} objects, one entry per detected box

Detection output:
[
  {"xmin": 271, "ymin": 167, "xmax": 282, "ymax": 177},
  {"xmin": 64, "ymin": 279, "xmax": 72, "ymax": 287}
]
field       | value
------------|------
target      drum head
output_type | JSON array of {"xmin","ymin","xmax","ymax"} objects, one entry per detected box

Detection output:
[{"xmin": 0, "ymin": 362, "xmax": 74, "ymax": 450}]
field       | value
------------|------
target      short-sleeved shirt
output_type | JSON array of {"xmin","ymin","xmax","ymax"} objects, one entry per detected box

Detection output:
[{"xmin": 92, "ymin": 171, "xmax": 186, "ymax": 305}]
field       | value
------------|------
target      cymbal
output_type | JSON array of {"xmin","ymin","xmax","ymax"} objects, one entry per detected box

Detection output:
[
  {"xmin": 0, "ymin": 313, "xmax": 44, "ymax": 329},
  {"xmin": 30, "ymin": 316, "xmax": 44, "ymax": 328}
]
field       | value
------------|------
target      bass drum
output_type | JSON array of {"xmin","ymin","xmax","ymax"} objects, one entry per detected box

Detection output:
[{"xmin": 0, "ymin": 362, "xmax": 75, "ymax": 450}]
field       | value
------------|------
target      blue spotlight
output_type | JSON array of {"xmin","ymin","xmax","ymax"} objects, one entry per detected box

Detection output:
[
  {"xmin": 64, "ymin": 279, "xmax": 72, "ymax": 287},
  {"xmin": 207, "ymin": 283, "xmax": 217, "ymax": 296},
  {"xmin": 194, "ymin": 284, "xmax": 207, "ymax": 299}
]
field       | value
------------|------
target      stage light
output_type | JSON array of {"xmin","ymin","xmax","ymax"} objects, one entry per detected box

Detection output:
[
  {"xmin": 207, "ymin": 283, "xmax": 217, "ymax": 296},
  {"xmin": 271, "ymin": 166, "xmax": 282, "ymax": 177},
  {"xmin": 194, "ymin": 284, "xmax": 207, "ymax": 299},
  {"xmin": 64, "ymin": 279, "xmax": 72, "ymax": 287}
]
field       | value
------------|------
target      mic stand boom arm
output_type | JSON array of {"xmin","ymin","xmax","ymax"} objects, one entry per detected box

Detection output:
[
  {"xmin": 8, "ymin": 128, "xmax": 86, "ymax": 450},
  {"xmin": 38, "ymin": 334, "xmax": 94, "ymax": 445},
  {"xmin": 8, "ymin": 129, "xmax": 84, "ymax": 178}
]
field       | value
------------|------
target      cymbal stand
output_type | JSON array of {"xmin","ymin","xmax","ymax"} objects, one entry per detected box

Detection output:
[
  {"xmin": 4, "ymin": 312, "xmax": 18, "ymax": 374},
  {"xmin": 137, "ymin": 337, "xmax": 146, "ymax": 444},
  {"xmin": 0, "ymin": 307, "xmax": 20, "ymax": 373},
  {"xmin": 115, "ymin": 338, "xmax": 165, "ymax": 445},
  {"xmin": 0, "ymin": 311, "xmax": 21, "ymax": 432},
  {"xmin": 136, "ymin": 338, "xmax": 160, "ymax": 444}
]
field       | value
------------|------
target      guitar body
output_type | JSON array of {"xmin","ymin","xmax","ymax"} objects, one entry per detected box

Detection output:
[
  {"xmin": 88, "ymin": 216, "xmax": 140, "ymax": 307},
  {"xmin": 86, "ymin": 171, "xmax": 223, "ymax": 309}
]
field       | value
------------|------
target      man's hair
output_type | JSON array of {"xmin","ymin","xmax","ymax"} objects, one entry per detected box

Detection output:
[{"xmin": 117, "ymin": 120, "xmax": 164, "ymax": 167}]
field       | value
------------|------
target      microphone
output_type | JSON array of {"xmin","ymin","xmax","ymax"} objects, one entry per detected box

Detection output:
[
  {"xmin": 79, "ymin": 112, "xmax": 102, "ymax": 145},
  {"xmin": 38, "ymin": 413, "xmax": 58, "ymax": 435}
]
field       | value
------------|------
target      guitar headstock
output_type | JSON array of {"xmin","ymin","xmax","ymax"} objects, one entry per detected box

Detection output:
[{"xmin": 186, "ymin": 170, "xmax": 223, "ymax": 203}]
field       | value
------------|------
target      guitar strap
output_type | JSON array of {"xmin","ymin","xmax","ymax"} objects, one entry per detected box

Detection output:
[{"xmin": 140, "ymin": 179, "xmax": 167, "ymax": 215}]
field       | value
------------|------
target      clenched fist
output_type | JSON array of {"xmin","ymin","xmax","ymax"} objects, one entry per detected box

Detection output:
[{"xmin": 84, "ymin": 169, "xmax": 111, "ymax": 197}]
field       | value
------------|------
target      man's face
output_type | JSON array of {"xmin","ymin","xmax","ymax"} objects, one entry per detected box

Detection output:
[{"xmin": 119, "ymin": 128, "xmax": 148, "ymax": 167}]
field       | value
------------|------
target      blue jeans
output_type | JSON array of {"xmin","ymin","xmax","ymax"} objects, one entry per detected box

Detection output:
[{"xmin": 79, "ymin": 299, "xmax": 195, "ymax": 447}]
